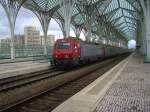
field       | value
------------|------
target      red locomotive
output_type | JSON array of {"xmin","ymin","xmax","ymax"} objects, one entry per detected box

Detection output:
[{"xmin": 52, "ymin": 37, "xmax": 127, "ymax": 66}]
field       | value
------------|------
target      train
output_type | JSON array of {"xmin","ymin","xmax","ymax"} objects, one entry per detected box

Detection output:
[{"xmin": 52, "ymin": 37, "xmax": 128, "ymax": 66}]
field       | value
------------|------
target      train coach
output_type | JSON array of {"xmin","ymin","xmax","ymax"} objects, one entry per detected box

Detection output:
[{"xmin": 52, "ymin": 37, "xmax": 128, "ymax": 66}]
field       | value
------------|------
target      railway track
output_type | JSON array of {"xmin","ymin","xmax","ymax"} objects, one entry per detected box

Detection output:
[
  {"xmin": 0, "ymin": 54, "xmax": 129, "ymax": 112},
  {"xmin": 0, "ymin": 68, "xmax": 67, "ymax": 92},
  {"xmin": 0, "ymin": 68, "xmax": 69, "ymax": 111},
  {"xmin": 0, "ymin": 67, "xmax": 56, "ymax": 85}
]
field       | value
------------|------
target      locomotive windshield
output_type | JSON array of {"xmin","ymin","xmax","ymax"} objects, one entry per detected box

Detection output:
[{"xmin": 56, "ymin": 42, "xmax": 71, "ymax": 49}]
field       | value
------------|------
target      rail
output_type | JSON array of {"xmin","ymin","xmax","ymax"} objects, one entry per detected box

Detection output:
[{"xmin": 0, "ymin": 54, "xmax": 129, "ymax": 112}]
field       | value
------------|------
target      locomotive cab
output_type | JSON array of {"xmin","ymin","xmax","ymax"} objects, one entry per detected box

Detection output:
[{"xmin": 53, "ymin": 37, "xmax": 81, "ymax": 65}]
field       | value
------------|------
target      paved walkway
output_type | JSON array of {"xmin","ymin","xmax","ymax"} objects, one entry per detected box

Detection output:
[
  {"xmin": 0, "ymin": 60, "xmax": 50, "ymax": 79},
  {"xmin": 96, "ymin": 53, "xmax": 150, "ymax": 112}
]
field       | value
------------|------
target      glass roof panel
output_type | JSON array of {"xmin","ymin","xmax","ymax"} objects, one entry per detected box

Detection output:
[
  {"xmin": 23, "ymin": 0, "xmax": 59, "ymax": 12},
  {"xmin": 123, "ymin": 10, "xmax": 134, "ymax": 18},
  {"xmin": 21, "ymin": 0, "xmax": 141, "ymax": 40},
  {"xmin": 104, "ymin": 0, "xmax": 119, "ymax": 14},
  {"xmin": 120, "ymin": 0, "xmax": 134, "ymax": 10}
]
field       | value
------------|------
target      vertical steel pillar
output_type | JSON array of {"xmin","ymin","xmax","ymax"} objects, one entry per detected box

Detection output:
[
  {"xmin": 59, "ymin": 0, "xmax": 75, "ymax": 38},
  {"xmin": 119, "ymin": 40, "xmax": 121, "ymax": 47},
  {"xmin": 73, "ymin": 24, "xmax": 83, "ymax": 39},
  {"xmin": 116, "ymin": 39, "xmax": 120, "ymax": 47},
  {"xmin": 85, "ymin": 19, "xmax": 92, "ymax": 42},
  {"xmin": 141, "ymin": 18, "xmax": 146, "ymax": 55},
  {"xmin": 136, "ymin": 21, "xmax": 141, "ymax": 51},
  {"xmin": 55, "ymin": 19, "xmax": 66, "ymax": 37},
  {"xmin": 145, "ymin": 0, "xmax": 150, "ymax": 61},
  {"xmin": 80, "ymin": 4, "xmax": 94, "ymax": 42},
  {"xmin": 140, "ymin": 0, "xmax": 150, "ymax": 62},
  {"xmin": 8, "ymin": 12, "xmax": 15, "ymax": 59},
  {"xmin": 0, "ymin": 0, "xmax": 24, "ymax": 59},
  {"xmin": 42, "ymin": 18, "xmax": 49, "ymax": 55},
  {"xmin": 36, "ymin": 13, "xmax": 51, "ymax": 55}
]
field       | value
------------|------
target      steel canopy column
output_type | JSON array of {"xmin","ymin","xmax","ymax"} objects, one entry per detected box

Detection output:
[
  {"xmin": 146, "ymin": 0, "xmax": 150, "ymax": 61},
  {"xmin": 59, "ymin": 0, "xmax": 75, "ymax": 38},
  {"xmin": 136, "ymin": 18, "xmax": 144, "ymax": 54},
  {"xmin": 23, "ymin": 1, "xmax": 60, "ymax": 55},
  {"xmin": 73, "ymin": 24, "xmax": 83, "ymax": 39},
  {"xmin": 41, "ymin": 16, "xmax": 50, "ymax": 55},
  {"xmin": 7, "ymin": 11, "xmax": 15, "ymax": 59},
  {"xmin": 141, "ymin": 18, "xmax": 146, "ymax": 55},
  {"xmin": 35, "ymin": 12, "xmax": 51, "ymax": 55},
  {"xmin": 140, "ymin": 0, "xmax": 150, "ymax": 62},
  {"xmin": 85, "ymin": 19, "xmax": 92, "ymax": 42},
  {"xmin": 0, "ymin": 0, "xmax": 24, "ymax": 59},
  {"xmin": 55, "ymin": 19, "xmax": 66, "ymax": 37},
  {"xmin": 136, "ymin": 20, "xmax": 141, "ymax": 51}
]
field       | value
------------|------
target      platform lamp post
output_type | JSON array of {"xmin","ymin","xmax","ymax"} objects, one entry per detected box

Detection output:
[
  {"xmin": 59, "ymin": 0, "xmax": 76, "ymax": 38},
  {"xmin": 0, "ymin": 0, "xmax": 26, "ymax": 59}
]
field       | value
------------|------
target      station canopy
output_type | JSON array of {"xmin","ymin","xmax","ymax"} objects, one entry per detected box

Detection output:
[{"xmin": 21, "ymin": 0, "xmax": 141, "ymax": 41}]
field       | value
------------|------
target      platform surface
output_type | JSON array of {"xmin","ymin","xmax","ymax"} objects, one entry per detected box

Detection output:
[
  {"xmin": 0, "ymin": 60, "xmax": 50, "ymax": 79},
  {"xmin": 95, "ymin": 53, "xmax": 150, "ymax": 112},
  {"xmin": 52, "ymin": 53, "xmax": 150, "ymax": 112}
]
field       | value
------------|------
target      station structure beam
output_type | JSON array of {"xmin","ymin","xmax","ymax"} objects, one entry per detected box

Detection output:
[
  {"xmin": 139, "ymin": 0, "xmax": 150, "ymax": 62},
  {"xmin": 22, "ymin": 0, "xmax": 59, "ymax": 55},
  {"xmin": 55, "ymin": 19, "xmax": 66, "ymax": 38},
  {"xmin": 58, "ymin": 0, "xmax": 76, "ymax": 38},
  {"xmin": 78, "ymin": 4, "xmax": 95, "ymax": 42},
  {"xmin": 53, "ymin": 12, "xmax": 67, "ymax": 38},
  {"xmin": 140, "ymin": 17, "xmax": 146, "ymax": 55},
  {"xmin": 72, "ymin": 24, "xmax": 84, "ymax": 39},
  {"xmin": 0, "ymin": 0, "xmax": 145, "ymax": 60},
  {"xmin": 0, "ymin": 0, "xmax": 26, "ymax": 59}
]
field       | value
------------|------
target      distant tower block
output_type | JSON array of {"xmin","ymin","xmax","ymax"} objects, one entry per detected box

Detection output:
[
  {"xmin": 40, "ymin": 35, "xmax": 55, "ymax": 46},
  {"xmin": 24, "ymin": 26, "xmax": 40, "ymax": 45}
]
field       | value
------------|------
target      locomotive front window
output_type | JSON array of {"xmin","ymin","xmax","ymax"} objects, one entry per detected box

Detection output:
[{"xmin": 56, "ymin": 42, "xmax": 71, "ymax": 49}]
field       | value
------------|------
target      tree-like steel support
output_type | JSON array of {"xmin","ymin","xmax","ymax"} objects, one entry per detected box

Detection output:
[
  {"xmin": 78, "ymin": 4, "xmax": 95, "ymax": 42},
  {"xmin": 59, "ymin": 0, "xmax": 76, "ymax": 38},
  {"xmin": 72, "ymin": 24, "xmax": 84, "ymax": 39},
  {"xmin": 136, "ymin": 20, "xmax": 142, "ymax": 51},
  {"xmin": 55, "ymin": 19, "xmax": 66, "ymax": 37},
  {"xmin": 140, "ymin": 0, "xmax": 150, "ymax": 62},
  {"xmin": 140, "ymin": 17, "xmax": 146, "ymax": 54},
  {"xmin": 23, "ymin": 1, "xmax": 59, "ymax": 55},
  {"xmin": 0, "ymin": 0, "xmax": 141, "ymax": 59},
  {"xmin": 35, "ymin": 12, "xmax": 51, "ymax": 55},
  {"xmin": 0, "ymin": 0, "xmax": 26, "ymax": 59},
  {"xmin": 85, "ymin": 19, "xmax": 92, "ymax": 42}
]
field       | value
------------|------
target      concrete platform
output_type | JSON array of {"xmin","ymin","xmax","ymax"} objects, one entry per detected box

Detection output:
[
  {"xmin": 52, "ymin": 53, "xmax": 150, "ymax": 112},
  {"xmin": 0, "ymin": 60, "xmax": 50, "ymax": 79},
  {"xmin": 0, "ymin": 56, "xmax": 50, "ymax": 64}
]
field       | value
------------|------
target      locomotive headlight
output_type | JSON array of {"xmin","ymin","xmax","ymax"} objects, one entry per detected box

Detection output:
[
  {"xmin": 55, "ymin": 55, "xmax": 58, "ymax": 58},
  {"xmin": 65, "ymin": 55, "xmax": 69, "ymax": 58},
  {"xmin": 75, "ymin": 50, "xmax": 78, "ymax": 53}
]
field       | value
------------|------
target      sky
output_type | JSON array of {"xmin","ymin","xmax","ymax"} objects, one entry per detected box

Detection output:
[
  {"xmin": 0, "ymin": 5, "xmax": 78, "ymax": 39},
  {"xmin": 128, "ymin": 40, "xmax": 136, "ymax": 49},
  {"xmin": 0, "ymin": 5, "xmax": 136, "ymax": 48}
]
